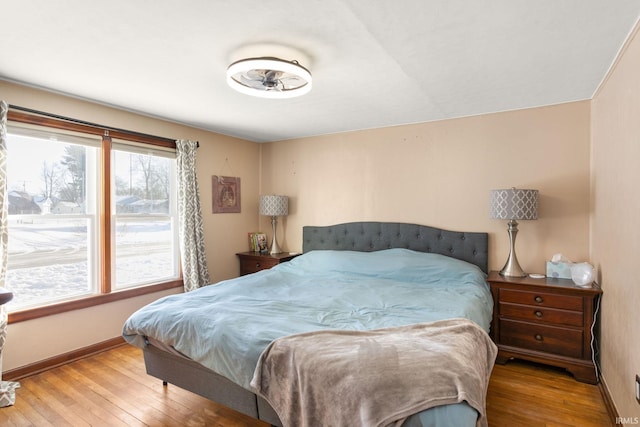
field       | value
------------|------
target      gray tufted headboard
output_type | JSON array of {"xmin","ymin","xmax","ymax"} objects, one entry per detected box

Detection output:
[{"xmin": 302, "ymin": 222, "xmax": 488, "ymax": 274}]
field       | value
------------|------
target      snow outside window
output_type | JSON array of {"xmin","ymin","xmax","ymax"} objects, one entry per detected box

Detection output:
[
  {"xmin": 5, "ymin": 126, "xmax": 100, "ymax": 310},
  {"xmin": 111, "ymin": 140, "xmax": 179, "ymax": 289},
  {"xmin": 4, "ymin": 126, "xmax": 181, "ymax": 311}
]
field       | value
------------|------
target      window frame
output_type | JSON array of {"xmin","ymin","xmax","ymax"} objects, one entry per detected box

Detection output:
[
  {"xmin": 110, "ymin": 141, "xmax": 180, "ymax": 290},
  {"xmin": 6, "ymin": 110, "xmax": 183, "ymax": 324}
]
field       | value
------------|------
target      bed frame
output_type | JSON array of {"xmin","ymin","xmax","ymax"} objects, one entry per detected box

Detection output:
[{"xmin": 141, "ymin": 221, "xmax": 489, "ymax": 426}]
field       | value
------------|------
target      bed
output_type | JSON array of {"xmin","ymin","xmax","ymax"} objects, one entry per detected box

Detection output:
[{"xmin": 122, "ymin": 221, "xmax": 496, "ymax": 427}]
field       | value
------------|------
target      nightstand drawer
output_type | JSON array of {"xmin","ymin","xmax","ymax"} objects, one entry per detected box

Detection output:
[
  {"xmin": 500, "ymin": 289, "xmax": 583, "ymax": 311},
  {"xmin": 499, "ymin": 302, "xmax": 583, "ymax": 327},
  {"xmin": 500, "ymin": 319, "xmax": 583, "ymax": 359},
  {"xmin": 236, "ymin": 252, "xmax": 300, "ymax": 276},
  {"xmin": 239, "ymin": 257, "xmax": 279, "ymax": 274}
]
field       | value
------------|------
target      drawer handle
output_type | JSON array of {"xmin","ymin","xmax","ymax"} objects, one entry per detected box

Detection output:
[
  {"xmin": 534, "ymin": 296, "xmax": 544, "ymax": 303},
  {"xmin": 534, "ymin": 310, "xmax": 543, "ymax": 318},
  {"xmin": 255, "ymin": 263, "xmax": 261, "ymax": 268},
  {"xmin": 534, "ymin": 334, "xmax": 544, "ymax": 342}
]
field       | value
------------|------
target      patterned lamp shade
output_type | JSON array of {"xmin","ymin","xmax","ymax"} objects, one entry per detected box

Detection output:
[
  {"xmin": 259, "ymin": 195, "xmax": 289, "ymax": 216},
  {"xmin": 490, "ymin": 188, "xmax": 538, "ymax": 220}
]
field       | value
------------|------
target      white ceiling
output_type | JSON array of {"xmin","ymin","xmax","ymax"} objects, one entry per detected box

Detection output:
[{"xmin": 2, "ymin": 1, "xmax": 639, "ymax": 143}]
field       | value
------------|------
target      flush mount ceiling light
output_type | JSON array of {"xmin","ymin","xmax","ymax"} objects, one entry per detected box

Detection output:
[{"xmin": 226, "ymin": 56, "xmax": 312, "ymax": 99}]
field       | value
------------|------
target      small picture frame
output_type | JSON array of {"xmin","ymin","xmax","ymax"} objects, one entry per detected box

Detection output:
[
  {"xmin": 248, "ymin": 232, "xmax": 268, "ymax": 252},
  {"xmin": 248, "ymin": 232, "xmax": 256, "ymax": 251},
  {"xmin": 256, "ymin": 233, "xmax": 268, "ymax": 253},
  {"xmin": 212, "ymin": 175, "xmax": 241, "ymax": 213}
]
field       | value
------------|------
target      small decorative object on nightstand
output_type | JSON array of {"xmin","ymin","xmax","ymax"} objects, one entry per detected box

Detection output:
[
  {"xmin": 236, "ymin": 251, "xmax": 299, "ymax": 276},
  {"xmin": 488, "ymin": 271, "xmax": 602, "ymax": 384}
]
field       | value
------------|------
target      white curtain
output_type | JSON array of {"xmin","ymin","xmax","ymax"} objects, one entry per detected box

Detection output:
[
  {"xmin": 176, "ymin": 139, "xmax": 210, "ymax": 291},
  {"xmin": 0, "ymin": 100, "xmax": 20, "ymax": 407}
]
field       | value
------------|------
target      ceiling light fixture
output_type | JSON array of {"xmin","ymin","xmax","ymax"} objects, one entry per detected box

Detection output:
[{"xmin": 226, "ymin": 57, "xmax": 312, "ymax": 99}]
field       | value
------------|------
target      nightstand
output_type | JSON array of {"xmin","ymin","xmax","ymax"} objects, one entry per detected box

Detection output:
[
  {"xmin": 236, "ymin": 252, "xmax": 300, "ymax": 276},
  {"xmin": 488, "ymin": 271, "xmax": 602, "ymax": 384}
]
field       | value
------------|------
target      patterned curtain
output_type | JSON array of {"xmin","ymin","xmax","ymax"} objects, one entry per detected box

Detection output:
[
  {"xmin": 176, "ymin": 139, "xmax": 210, "ymax": 291},
  {"xmin": 0, "ymin": 100, "xmax": 20, "ymax": 406},
  {"xmin": 0, "ymin": 102, "xmax": 8, "ymax": 294}
]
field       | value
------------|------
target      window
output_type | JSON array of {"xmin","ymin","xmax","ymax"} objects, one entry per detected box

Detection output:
[
  {"xmin": 4, "ymin": 112, "xmax": 181, "ymax": 315},
  {"xmin": 6, "ymin": 127, "xmax": 100, "ymax": 309},
  {"xmin": 111, "ymin": 141, "xmax": 179, "ymax": 289}
]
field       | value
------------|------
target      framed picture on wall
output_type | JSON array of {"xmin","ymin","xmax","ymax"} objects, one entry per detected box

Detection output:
[{"xmin": 212, "ymin": 175, "xmax": 241, "ymax": 213}]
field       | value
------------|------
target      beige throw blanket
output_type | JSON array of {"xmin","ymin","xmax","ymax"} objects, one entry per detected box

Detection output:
[{"xmin": 251, "ymin": 318, "xmax": 497, "ymax": 427}]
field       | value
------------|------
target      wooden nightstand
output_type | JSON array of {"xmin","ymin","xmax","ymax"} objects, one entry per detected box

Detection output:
[
  {"xmin": 236, "ymin": 252, "xmax": 300, "ymax": 276},
  {"xmin": 488, "ymin": 271, "xmax": 602, "ymax": 384}
]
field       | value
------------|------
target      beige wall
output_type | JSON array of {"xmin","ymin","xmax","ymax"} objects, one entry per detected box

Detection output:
[
  {"xmin": 1, "ymin": 80, "xmax": 260, "ymax": 371},
  {"xmin": 592, "ymin": 21, "xmax": 640, "ymax": 420},
  {"xmin": 261, "ymin": 102, "xmax": 592, "ymax": 274}
]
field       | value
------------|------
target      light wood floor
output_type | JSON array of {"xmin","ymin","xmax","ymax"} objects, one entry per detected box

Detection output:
[{"xmin": 1, "ymin": 344, "xmax": 612, "ymax": 426}]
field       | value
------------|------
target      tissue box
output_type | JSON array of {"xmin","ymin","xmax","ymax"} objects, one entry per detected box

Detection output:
[{"xmin": 546, "ymin": 261, "xmax": 573, "ymax": 279}]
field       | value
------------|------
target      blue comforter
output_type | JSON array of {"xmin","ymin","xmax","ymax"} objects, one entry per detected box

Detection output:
[{"xmin": 122, "ymin": 248, "xmax": 493, "ymax": 392}]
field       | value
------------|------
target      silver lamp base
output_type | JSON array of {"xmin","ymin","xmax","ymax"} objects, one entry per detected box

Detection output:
[
  {"xmin": 269, "ymin": 216, "xmax": 282, "ymax": 254},
  {"xmin": 499, "ymin": 219, "xmax": 527, "ymax": 277}
]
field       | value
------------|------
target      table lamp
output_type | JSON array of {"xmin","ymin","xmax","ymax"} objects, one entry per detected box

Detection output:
[
  {"xmin": 490, "ymin": 188, "xmax": 538, "ymax": 277},
  {"xmin": 259, "ymin": 195, "xmax": 289, "ymax": 254}
]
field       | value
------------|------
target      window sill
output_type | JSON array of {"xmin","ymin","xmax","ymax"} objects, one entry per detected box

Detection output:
[{"xmin": 7, "ymin": 280, "xmax": 183, "ymax": 324}]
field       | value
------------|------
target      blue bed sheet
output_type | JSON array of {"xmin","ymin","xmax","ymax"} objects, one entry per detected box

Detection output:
[{"xmin": 123, "ymin": 248, "xmax": 494, "ymax": 426}]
